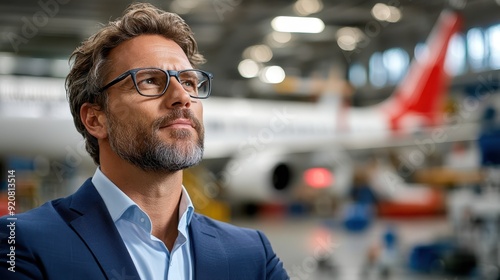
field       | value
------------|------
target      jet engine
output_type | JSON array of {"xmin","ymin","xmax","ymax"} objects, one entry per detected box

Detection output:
[{"xmin": 219, "ymin": 148, "xmax": 353, "ymax": 203}]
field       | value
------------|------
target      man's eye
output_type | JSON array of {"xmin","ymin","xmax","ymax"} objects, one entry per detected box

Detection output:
[
  {"xmin": 138, "ymin": 77, "xmax": 161, "ymax": 87},
  {"xmin": 143, "ymin": 78, "xmax": 156, "ymax": 84},
  {"xmin": 182, "ymin": 81, "xmax": 194, "ymax": 87},
  {"xmin": 181, "ymin": 79, "xmax": 197, "ymax": 90}
]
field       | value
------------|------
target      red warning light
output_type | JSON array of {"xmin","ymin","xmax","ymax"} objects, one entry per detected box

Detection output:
[{"xmin": 303, "ymin": 168, "xmax": 333, "ymax": 189}]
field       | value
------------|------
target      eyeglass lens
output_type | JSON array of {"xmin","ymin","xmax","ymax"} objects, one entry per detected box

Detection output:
[{"xmin": 135, "ymin": 69, "xmax": 210, "ymax": 97}]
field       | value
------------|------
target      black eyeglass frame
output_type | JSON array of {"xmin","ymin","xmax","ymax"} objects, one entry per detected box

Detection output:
[{"xmin": 99, "ymin": 67, "xmax": 213, "ymax": 99}]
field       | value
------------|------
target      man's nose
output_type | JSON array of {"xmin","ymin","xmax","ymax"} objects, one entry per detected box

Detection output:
[{"xmin": 162, "ymin": 77, "xmax": 192, "ymax": 108}]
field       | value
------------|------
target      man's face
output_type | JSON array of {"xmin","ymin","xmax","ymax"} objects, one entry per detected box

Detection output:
[{"xmin": 102, "ymin": 35, "xmax": 204, "ymax": 172}]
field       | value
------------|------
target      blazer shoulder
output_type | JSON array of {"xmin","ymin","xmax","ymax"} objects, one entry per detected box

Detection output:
[
  {"xmin": 0, "ymin": 177, "xmax": 93, "ymax": 237},
  {"xmin": 190, "ymin": 213, "xmax": 289, "ymax": 279},
  {"xmin": 191, "ymin": 213, "xmax": 260, "ymax": 238},
  {"xmin": 0, "ymin": 199, "xmax": 64, "ymax": 228}
]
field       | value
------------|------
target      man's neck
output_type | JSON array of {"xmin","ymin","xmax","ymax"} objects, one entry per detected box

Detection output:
[{"xmin": 100, "ymin": 155, "xmax": 183, "ymax": 251}]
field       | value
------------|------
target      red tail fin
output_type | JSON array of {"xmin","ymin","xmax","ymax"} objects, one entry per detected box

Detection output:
[{"xmin": 382, "ymin": 10, "xmax": 462, "ymax": 131}]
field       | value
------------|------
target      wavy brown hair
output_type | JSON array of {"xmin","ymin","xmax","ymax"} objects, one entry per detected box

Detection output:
[{"xmin": 66, "ymin": 2, "xmax": 205, "ymax": 165}]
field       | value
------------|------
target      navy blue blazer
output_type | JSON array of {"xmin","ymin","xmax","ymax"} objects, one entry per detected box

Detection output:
[{"xmin": 0, "ymin": 179, "xmax": 289, "ymax": 279}]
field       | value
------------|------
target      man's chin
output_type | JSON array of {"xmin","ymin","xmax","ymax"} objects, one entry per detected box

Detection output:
[{"xmin": 158, "ymin": 127, "xmax": 197, "ymax": 141}]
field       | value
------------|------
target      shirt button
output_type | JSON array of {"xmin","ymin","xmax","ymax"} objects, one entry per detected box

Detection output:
[{"xmin": 140, "ymin": 218, "xmax": 145, "ymax": 223}]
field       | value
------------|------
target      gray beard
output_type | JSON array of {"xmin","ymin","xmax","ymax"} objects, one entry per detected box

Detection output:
[{"xmin": 107, "ymin": 109, "xmax": 204, "ymax": 173}]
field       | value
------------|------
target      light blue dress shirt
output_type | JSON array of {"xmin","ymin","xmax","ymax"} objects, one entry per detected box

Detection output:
[{"xmin": 92, "ymin": 168, "xmax": 195, "ymax": 280}]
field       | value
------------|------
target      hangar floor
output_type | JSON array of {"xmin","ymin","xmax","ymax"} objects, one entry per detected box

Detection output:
[{"xmin": 233, "ymin": 216, "xmax": 474, "ymax": 280}]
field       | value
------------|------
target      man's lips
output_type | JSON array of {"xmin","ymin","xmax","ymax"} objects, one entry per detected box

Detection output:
[{"xmin": 161, "ymin": 118, "xmax": 194, "ymax": 129}]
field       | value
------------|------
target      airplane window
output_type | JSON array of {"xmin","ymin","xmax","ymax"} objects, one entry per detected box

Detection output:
[
  {"xmin": 383, "ymin": 48, "xmax": 409, "ymax": 85},
  {"xmin": 369, "ymin": 52, "xmax": 387, "ymax": 88},
  {"xmin": 467, "ymin": 28, "xmax": 488, "ymax": 70},
  {"xmin": 445, "ymin": 33, "xmax": 466, "ymax": 76},
  {"xmin": 348, "ymin": 63, "xmax": 367, "ymax": 87},
  {"xmin": 487, "ymin": 24, "xmax": 500, "ymax": 69}
]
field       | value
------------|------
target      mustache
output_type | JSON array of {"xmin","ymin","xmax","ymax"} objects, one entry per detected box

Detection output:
[{"xmin": 153, "ymin": 109, "xmax": 202, "ymax": 131}]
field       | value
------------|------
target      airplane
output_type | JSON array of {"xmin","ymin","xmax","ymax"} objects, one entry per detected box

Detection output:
[
  {"xmin": 0, "ymin": 9, "xmax": 462, "ymax": 207},
  {"xmin": 202, "ymin": 9, "xmax": 464, "ymax": 204}
]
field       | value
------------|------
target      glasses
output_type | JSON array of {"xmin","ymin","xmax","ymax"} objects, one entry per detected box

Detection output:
[{"xmin": 99, "ymin": 68, "xmax": 213, "ymax": 99}]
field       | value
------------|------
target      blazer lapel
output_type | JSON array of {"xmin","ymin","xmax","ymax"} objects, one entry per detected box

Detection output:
[
  {"xmin": 190, "ymin": 214, "xmax": 229, "ymax": 280},
  {"xmin": 53, "ymin": 179, "xmax": 140, "ymax": 280}
]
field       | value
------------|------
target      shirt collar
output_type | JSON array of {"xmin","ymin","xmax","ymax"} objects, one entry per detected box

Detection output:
[
  {"xmin": 92, "ymin": 167, "xmax": 195, "ymax": 230},
  {"xmin": 178, "ymin": 186, "xmax": 194, "ymax": 237}
]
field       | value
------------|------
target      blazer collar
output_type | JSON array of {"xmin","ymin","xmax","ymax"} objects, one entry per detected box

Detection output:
[
  {"xmin": 190, "ymin": 214, "xmax": 229, "ymax": 280},
  {"xmin": 54, "ymin": 179, "xmax": 232, "ymax": 280},
  {"xmin": 53, "ymin": 178, "xmax": 140, "ymax": 280}
]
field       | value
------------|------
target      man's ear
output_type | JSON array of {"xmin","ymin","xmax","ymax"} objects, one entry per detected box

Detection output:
[{"xmin": 80, "ymin": 103, "xmax": 108, "ymax": 139}]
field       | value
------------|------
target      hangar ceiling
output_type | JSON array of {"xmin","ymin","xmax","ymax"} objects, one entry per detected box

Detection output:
[{"xmin": 0, "ymin": 0, "xmax": 499, "ymax": 99}]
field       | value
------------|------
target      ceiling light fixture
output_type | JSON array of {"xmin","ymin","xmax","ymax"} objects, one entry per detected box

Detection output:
[
  {"xmin": 243, "ymin": 44, "xmax": 273, "ymax": 63},
  {"xmin": 238, "ymin": 59, "xmax": 260, "ymax": 78},
  {"xmin": 372, "ymin": 3, "xmax": 391, "ymax": 21},
  {"xmin": 336, "ymin": 27, "xmax": 364, "ymax": 51},
  {"xmin": 271, "ymin": 31, "xmax": 291, "ymax": 44},
  {"xmin": 271, "ymin": 16, "xmax": 325, "ymax": 33},
  {"xmin": 387, "ymin": 7, "xmax": 402, "ymax": 23},
  {"xmin": 294, "ymin": 0, "xmax": 323, "ymax": 16},
  {"xmin": 259, "ymin": 66, "xmax": 286, "ymax": 84},
  {"xmin": 371, "ymin": 3, "xmax": 402, "ymax": 23}
]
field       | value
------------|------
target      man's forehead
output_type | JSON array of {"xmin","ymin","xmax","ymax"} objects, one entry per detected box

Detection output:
[{"xmin": 107, "ymin": 35, "xmax": 191, "ymax": 70}]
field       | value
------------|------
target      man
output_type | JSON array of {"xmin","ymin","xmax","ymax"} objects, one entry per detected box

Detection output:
[{"xmin": 0, "ymin": 3, "xmax": 288, "ymax": 280}]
